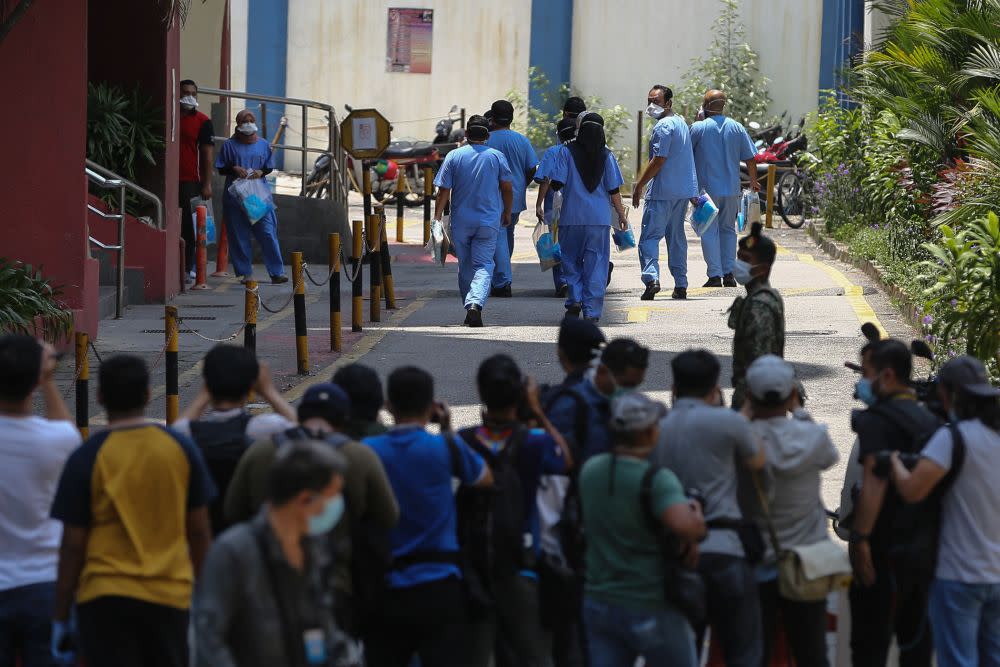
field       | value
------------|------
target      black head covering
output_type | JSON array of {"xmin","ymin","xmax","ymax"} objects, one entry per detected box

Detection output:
[
  {"xmin": 556, "ymin": 117, "xmax": 577, "ymax": 143},
  {"xmin": 563, "ymin": 96, "xmax": 587, "ymax": 118},
  {"xmin": 739, "ymin": 223, "xmax": 777, "ymax": 265},
  {"xmin": 567, "ymin": 113, "xmax": 608, "ymax": 192}
]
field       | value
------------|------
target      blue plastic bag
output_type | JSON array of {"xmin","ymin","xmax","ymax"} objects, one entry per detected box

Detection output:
[
  {"xmin": 190, "ymin": 197, "xmax": 217, "ymax": 245},
  {"xmin": 738, "ymin": 189, "xmax": 760, "ymax": 233},
  {"xmin": 690, "ymin": 192, "xmax": 719, "ymax": 237},
  {"xmin": 533, "ymin": 222, "xmax": 561, "ymax": 272},
  {"xmin": 228, "ymin": 177, "xmax": 275, "ymax": 224},
  {"xmin": 613, "ymin": 224, "xmax": 636, "ymax": 251}
]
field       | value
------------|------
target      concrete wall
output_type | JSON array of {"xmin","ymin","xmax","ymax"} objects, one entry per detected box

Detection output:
[
  {"xmin": 179, "ymin": 0, "xmax": 227, "ymax": 96},
  {"xmin": 863, "ymin": 1, "xmax": 894, "ymax": 49}
]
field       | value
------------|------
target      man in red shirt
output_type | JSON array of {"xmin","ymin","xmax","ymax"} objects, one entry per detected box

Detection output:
[{"xmin": 179, "ymin": 79, "xmax": 216, "ymax": 279}]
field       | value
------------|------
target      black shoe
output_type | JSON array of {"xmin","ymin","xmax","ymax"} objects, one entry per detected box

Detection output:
[
  {"xmin": 606, "ymin": 261, "xmax": 615, "ymax": 287},
  {"xmin": 703, "ymin": 276, "xmax": 723, "ymax": 288},
  {"xmin": 464, "ymin": 305, "xmax": 483, "ymax": 327},
  {"xmin": 584, "ymin": 316, "xmax": 600, "ymax": 323},
  {"xmin": 672, "ymin": 287, "xmax": 688, "ymax": 300},
  {"xmin": 491, "ymin": 284, "xmax": 512, "ymax": 298},
  {"xmin": 723, "ymin": 273, "xmax": 737, "ymax": 287},
  {"xmin": 270, "ymin": 275, "xmax": 289, "ymax": 285},
  {"xmin": 555, "ymin": 284, "xmax": 569, "ymax": 298},
  {"xmin": 641, "ymin": 281, "xmax": 661, "ymax": 301},
  {"xmin": 566, "ymin": 304, "xmax": 582, "ymax": 317}
]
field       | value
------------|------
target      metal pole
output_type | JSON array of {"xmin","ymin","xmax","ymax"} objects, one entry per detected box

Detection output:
[
  {"xmin": 165, "ymin": 306, "xmax": 179, "ymax": 424},
  {"xmin": 766, "ymin": 164, "xmax": 777, "ymax": 229},
  {"xmin": 635, "ymin": 110, "xmax": 643, "ymax": 186},
  {"xmin": 260, "ymin": 102, "xmax": 268, "ymax": 140},
  {"xmin": 352, "ymin": 220, "xmax": 364, "ymax": 332},
  {"xmin": 301, "ymin": 105, "xmax": 308, "ymax": 196},
  {"xmin": 380, "ymin": 212, "xmax": 396, "ymax": 310},
  {"xmin": 460, "ymin": 107, "xmax": 466, "ymax": 129},
  {"xmin": 363, "ymin": 168, "xmax": 372, "ymax": 223},
  {"xmin": 330, "ymin": 233, "xmax": 342, "ymax": 351},
  {"xmin": 396, "ymin": 171, "xmax": 406, "ymax": 242},
  {"xmin": 244, "ymin": 280, "xmax": 257, "ymax": 353},
  {"xmin": 368, "ymin": 215, "xmax": 382, "ymax": 323},
  {"xmin": 75, "ymin": 331, "xmax": 89, "ymax": 439},
  {"xmin": 292, "ymin": 252, "xmax": 309, "ymax": 375},
  {"xmin": 423, "ymin": 167, "xmax": 433, "ymax": 246},
  {"xmin": 116, "ymin": 185, "xmax": 126, "ymax": 319}
]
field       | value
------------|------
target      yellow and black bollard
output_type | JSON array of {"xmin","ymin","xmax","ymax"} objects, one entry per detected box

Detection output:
[
  {"xmin": 292, "ymin": 252, "xmax": 309, "ymax": 375},
  {"xmin": 362, "ymin": 169, "xmax": 373, "ymax": 225},
  {"xmin": 423, "ymin": 166, "xmax": 433, "ymax": 245},
  {"xmin": 352, "ymin": 220, "xmax": 364, "ymax": 332},
  {"xmin": 396, "ymin": 171, "xmax": 406, "ymax": 243},
  {"xmin": 765, "ymin": 164, "xmax": 777, "ymax": 229},
  {"xmin": 330, "ymin": 233, "xmax": 342, "ymax": 352},
  {"xmin": 368, "ymin": 215, "xmax": 382, "ymax": 323},
  {"xmin": 75, "ymin": 331, "xmax": 89, "ymax": 438},
  {"xmin": 244, "ymin": 280, "xmax": 258, "ymax": 353},
  {"xmin": 380, "ymin": 213, "xmax": 397, "ymax": 310},
  {"xmin": 165, "ymin": 306, "xmax": 179, "ymax": 424}
]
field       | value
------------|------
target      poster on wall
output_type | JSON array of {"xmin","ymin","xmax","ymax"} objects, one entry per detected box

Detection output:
[{"xmin": 386, "ymin": 8, "xmax": 433, "ymax": 74}]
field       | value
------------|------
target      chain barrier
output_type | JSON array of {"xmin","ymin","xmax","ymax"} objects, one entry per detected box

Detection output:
[
  {"xmin": 250, "ymin": 273, "xmax": 305, "ymax": 314},
  {"xmin": 175, "ymin": 315, "xmax": 248, "ymax": 344},
  {"xmin": 302, "ymin": 261, "xmax": 336, "ymax": 288}
]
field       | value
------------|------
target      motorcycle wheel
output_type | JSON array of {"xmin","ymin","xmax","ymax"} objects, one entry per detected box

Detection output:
[{"xmin": 777, "ymin": 170, "xmax": 811, "ymax": 229}]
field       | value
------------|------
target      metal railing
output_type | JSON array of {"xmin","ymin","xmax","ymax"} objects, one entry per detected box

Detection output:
[
  {"xmin": 85, "ymin": 159, "xmax": 164, "ymax": 230},
  {"xmin": 197, "ymin": 87, "xmax": 349, "ymax": 205}
]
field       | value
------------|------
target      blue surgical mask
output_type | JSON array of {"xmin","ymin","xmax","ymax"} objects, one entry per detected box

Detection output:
[
  {"xmin": 855, "ymin": 378, "xmax": 876, "ymax": 407},
  {"xmin": 732, "ymin": 259, "xmax": 755, "ymax": 285},
  {"xmin": 307, "ymin": 495, "xmax": 345, "ymax": 536}
]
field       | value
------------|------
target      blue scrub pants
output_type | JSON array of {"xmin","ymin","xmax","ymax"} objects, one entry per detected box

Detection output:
[
  {"xmin": 223, "ymin": 197, "xmax": 286, "ymax": 278},
  {"xmin": 699, "ymin": 194, "xmax": 740, "ymax": 278},
  {"xmin": 452, "ymin": 224, "xmax": 498, "ymax": 309},
  {"xmin": 492, "ymin": 214, "xmax": 518, "ymax": 287},
  {"xmin": 638, "ymin": 199, "xmax": 689, "ymax": 288},
  {"xmin": 560, "ymin": 225, "xmax": 611, "ymax": 320}
]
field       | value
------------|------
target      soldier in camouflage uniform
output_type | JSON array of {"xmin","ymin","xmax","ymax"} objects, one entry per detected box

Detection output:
[{"xmin": 728, "ymin": 223, "xmax": 785, "ymax": 409}]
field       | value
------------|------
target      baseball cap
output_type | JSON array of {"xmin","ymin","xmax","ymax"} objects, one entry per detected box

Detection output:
[
  {"xmin": 746, "ymin": 355, "xmax": 796, "ymax": 403},
  {"xmin": 610, "ymin": 392, "xmax": 667, "ymax": 432},
  {"xmin": 300, "ymin": 382, "xmax": 352, "ymax": 413},
  {"xmin": 939, "ymin": 356, "xmax": 1000, "ymax": 398},
  {"xmin": 558, "ymin": 317, "xmax": 606, "ymax": 358},
  {"xmin": 490, "ymin": 100, "xmax": 514, "ymax": 123}
]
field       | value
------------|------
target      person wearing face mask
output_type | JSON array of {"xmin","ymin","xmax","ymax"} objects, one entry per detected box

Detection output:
[
  {"xmin": 535, "ymin": 118, "xmax": 579, "ymax": 298},
  {"xmin": 728, "ymin": 223, "xmax": 784, "ymax": 410},
  {"xmin": 847, "ymin": 339, "xmax": 940, "ymax": 667},
  {"xmin": 631, "ymin": 84, "xmax": 698, "ymax": 301},
  {"xmin": 589, "ymin": 337, "xmax": 650, "ymax": 399},
  {"xmin": 178, "ymin": 79, "xmax": 216, "ymax": 281},
  {"xmin": 215, "ymin": 109, "xmax": 288, "ymax": 285},
  {"xmin": 193, "ymin": 440, "xmax": 360, "ymax": 667},
  {"xmin": 562, "ymin": 97, "xmax": 587, "ymax": 123},
  {"xmin": 689, "ymin": 90, "xmax": 759, "ymax": 288}
]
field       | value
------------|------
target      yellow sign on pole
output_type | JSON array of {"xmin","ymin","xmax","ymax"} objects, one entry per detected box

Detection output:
[{"xmin": 340, "ymin": 109, "xmax": 391, "ymax": 159}]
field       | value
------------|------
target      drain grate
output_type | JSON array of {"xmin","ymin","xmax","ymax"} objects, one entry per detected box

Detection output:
[
  {"xmin": 183, "ymin": 304, "xmax": 234, "ymax": 308},
  {"xmin": 141, "ymin": 329, "xmax": 199, "ymax": 334},
  {"xmin": 786, "ymin": 330, "xmax": 836, "ymax": 337},
  {"xmin": 161, "ymin": 315, "xmax": 216, "ymax": 320}
]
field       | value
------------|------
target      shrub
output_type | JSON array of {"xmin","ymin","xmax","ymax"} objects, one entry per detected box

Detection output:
[{"xmin": 0, "ymin": 259, "xmax": 73, "ymax": 342}]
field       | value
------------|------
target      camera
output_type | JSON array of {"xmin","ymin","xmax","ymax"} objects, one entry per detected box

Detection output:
[{"xmin": 872, "ymin": 450, "xmax": 921, "ymax": 479}]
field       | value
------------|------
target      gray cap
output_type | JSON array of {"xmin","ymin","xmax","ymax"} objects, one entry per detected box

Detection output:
[
  {"xmin": 609, "ymin": 392, "xmax": 667, "ymax": 432},
  {"xmin": 746, "ymin": 355, "xmax": 796, "ymax": 403},
  {"xmin": 939, "ymin": 355, "xmax": 1000, "ymax": 398}
]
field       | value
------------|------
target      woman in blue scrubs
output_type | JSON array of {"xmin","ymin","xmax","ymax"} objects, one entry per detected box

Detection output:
[
  {"xmin": 549, "ymin": 114, "xmax": 628, "ymax": 321},
  {"xmin": 534, "ymin": 117, "xmax": 578, "ymax": 298}
]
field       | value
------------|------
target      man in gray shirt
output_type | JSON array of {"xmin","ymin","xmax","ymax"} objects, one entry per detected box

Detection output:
[{"xmin": 651, "ymin": 349, "xmax": 765, "ymax": 667}]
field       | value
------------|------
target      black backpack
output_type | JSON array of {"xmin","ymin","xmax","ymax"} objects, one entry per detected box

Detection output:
[{"xmin": 189, "ymin": 413, "xmax": 253, "ymax": 534}]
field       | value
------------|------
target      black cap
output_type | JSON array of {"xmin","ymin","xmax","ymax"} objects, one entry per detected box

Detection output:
[
  {"xmin": 490, "ymin": 100, "xmax": 514, "ymax": 123},
  {"xmin": 939, "ymin": 356, "xmax": 1000, "ymax": 397},
  {"xmin": 558, "ymin": 317, "xmax": 605, "ymax": 355},
  {"xmin": 466, "ymin": 114, "xmax": 490, "ymax": 141},
  {"xmin": 563, "ymin": 96, "xmax": 587, "ymax": 117}
]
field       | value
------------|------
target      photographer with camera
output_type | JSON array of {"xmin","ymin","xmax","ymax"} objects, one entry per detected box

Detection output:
[
  {"xmin": 848, "ymin": 339, "xmax": 941, "ymax": 667},
  {"xmin": 889, "ymin": 356, "xmax": 1000, "ymax": 667}
]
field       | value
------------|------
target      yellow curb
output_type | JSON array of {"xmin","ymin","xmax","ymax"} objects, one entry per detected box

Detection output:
[{"xmin": 794, "ymin": 252, "xmax": 887, "ymax": 337}]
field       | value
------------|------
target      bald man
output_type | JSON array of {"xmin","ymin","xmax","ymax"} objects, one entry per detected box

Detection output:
[{"xmin": 689, "ymin": 91, "xmax": 758, "ymax": 287}]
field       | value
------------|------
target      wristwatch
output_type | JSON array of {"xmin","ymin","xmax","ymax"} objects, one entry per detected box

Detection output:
[{"xmin": 848, "ymin": 530, "xmax": 870, "ymax": 545}]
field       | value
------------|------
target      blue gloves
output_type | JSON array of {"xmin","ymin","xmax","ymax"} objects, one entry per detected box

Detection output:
[{"xmin": 51, "ymin": 619, "xmax": 77, "ymax": 665}]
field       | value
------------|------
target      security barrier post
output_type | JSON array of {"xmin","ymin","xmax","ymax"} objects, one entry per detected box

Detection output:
[
  {"xmin": 352, "ymin": 220, "xmax": 363, "ymax": 332},
  {"xmin": 75, "ymin": 331, "xmax": 89, "ymax": 438},
  {"xmin": 330, "ymin": 233, "xmax": 342, "ymax": 351},
  {"xmin": 380, "ymin": 214, "xmax": 396, "ymax": 309},
  {"xmin": 212, "ymin": 221, "xmax": 230, "ymax": 276},
  {"xmin": 766, "ymin": 164, "xmax": 777, "ymax": 229},
  {"xmin": 244, "ymin": 280, "xmax": 257, "ymax": 353},
  {"xmin": 193, "ymin": 205, "xmax": 209, "ymax": 289},
  {"xmin": 292, "ymin": 252, "xmax": 309, "ymax": 375},
  {"xmin": 396, "ymin": 171, "xmax": 405, "ymax": 242},
  {"xmin": 368, "ymin": 215, "xmax": 382, "ymax": 322},
  {"xmin": 423, "ymin": 167, "xmax": 433, "ymax": 245},
  {"xmin": 362, "ymin": 169, "xmax": 373, "ymax": 225},
  {"xmin": 165, "ymin": 306, "xmax": 179, "ymax": 424}
]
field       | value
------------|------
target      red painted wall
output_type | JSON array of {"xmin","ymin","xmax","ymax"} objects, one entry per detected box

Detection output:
[{"xmin": 0, "ymin": 0, "xmax": 98, "ymax": 337}]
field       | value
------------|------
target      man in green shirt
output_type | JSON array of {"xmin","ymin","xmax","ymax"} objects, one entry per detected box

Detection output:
[{"xmin": 579, "ymin": 392, "xmax": 706, "ymax": 666}]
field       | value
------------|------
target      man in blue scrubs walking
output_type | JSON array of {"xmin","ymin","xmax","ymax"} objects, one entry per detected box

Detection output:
[
  {"xmin": 690, "ymin": 90, "xmax": 759, "ymax": 287},
  {"xmin": 631, "ymin": 85, "xmax": 698, "ymax": 300},
  {"xmin": 486, "ymin": 100, "xmax": 538, "ymax": 297},
  {"xmin": 434, "ymin": 116, "xmax": 513, "ymax": 328}
]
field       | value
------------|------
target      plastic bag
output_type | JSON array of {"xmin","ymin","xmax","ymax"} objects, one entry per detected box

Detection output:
[
  {"xmin": 189, "ymin": 197, "xmax": 216, "ymax": 245},
  {"xmin": 532, "ymin": 221, "xmax": 561, "ymax": 272},
  {"xmin": 690, "ymin": 191, "xmax": 719, "ymax": 237},
  {"xmin": 227, "ymin": 177, "xmax": 275, "ymax": 224},
  {"xmin": 612, "ymin": 206, "xmax": 636, "ymax": 251},
  {"xmin": 738, "ymin": 189, "xmax": 761, "ymax": 233},
  {"xmin": 424, "ymin": 215, "xmax": 451, "ymax": 266}
]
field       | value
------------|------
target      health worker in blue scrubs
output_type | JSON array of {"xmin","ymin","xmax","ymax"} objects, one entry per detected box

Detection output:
[
  {"xmin": 486, "ymin": 100, "xmax": 538, "ymax": 297},
  {"xmin": 548, "ymin": 114, "xmax": 628, "ymax": 322},
  {"xmin": 690, "ymin": 89, "xmax": 759, "ymax": 287},
  {"xmin": 433, "ymin": 116, "xmax": 513, "ymax": 328},
  {"xmin": 631, "ymin": 85, "xmax": 698, "ymax": 301},
  {"xmin": 534, "ymin": 118, "xmax": 579, "ymax": 298}
]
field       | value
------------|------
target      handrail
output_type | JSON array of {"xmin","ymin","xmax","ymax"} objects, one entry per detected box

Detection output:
[
  {"xmin": 198, "ymin": 86, "xmax": 333, "ymax": 112},
  {"xmin": 85, "ymin": 163, "xmax": 129, "ymax": 319},
  {"xmin": 85, "ymin": 159, "xmax": 164, "ymax": 230}
]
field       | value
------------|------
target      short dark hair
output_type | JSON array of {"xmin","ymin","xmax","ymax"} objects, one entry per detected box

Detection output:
[
  {"xmin": 0, "ymin": 334, "xmax": 42, "ymax": 402},
  {"xmin": 99, "ymin": 355, "xmax": 149, "ymax": 413},
  {"xmin": 651, "ymin": 84, "xmax": 673, "ymax": 101},
  {"xmin": 180, "ymin": 79, "xmax": 198, "ymax": 91},
  {"xmin": 563, "ymin": 96, "xmax": 586, "ymax": 117},
  {"xmin": 870, "ymin": 339, "xmax": 912, "ymax": 384},
  {"xmin": 203, "ymin": 345, "xmax": 259, "ymax": 402},
  {"xmin": 387, "ymin": 366, "xmax": 434, "ymax": 418},
  {"xmin": 671, "ymin": 349, "xmax": 721, "ymax": 398},
  {"xmin": 333, "ymin": 364, "xmax": 384, "ymax": 422},
  {"xmin": 601, "ymin": 338, "xmax": 650, "ymax": 375},
  {"xmin": 477, "ymin": 354, "xmax": 523, "ymax": 411},
  {"xmin": 739, "ymin": 223, "xmax": 777, "ymax": 266},
  {"xmin": 267, "ymin": 440, "xmax": 345, "ymax": 506}
]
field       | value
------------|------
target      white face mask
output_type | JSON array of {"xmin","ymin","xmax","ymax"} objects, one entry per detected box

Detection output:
[
  {"xmin": 732, "ymin": 258, "xmax": 757, "ymax": 285},
  {"xmin": 179, "ymin": 95, "xmax": 199, "ymax": 109},
  {"xmin": 237, "ymin": 122, "xmax": 258, "ymax": 135},
  {"xmin": 645, "ymin": 103, "xmax": 665, "ymax": 119}
]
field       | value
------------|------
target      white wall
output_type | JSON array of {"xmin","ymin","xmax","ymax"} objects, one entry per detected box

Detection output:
[{"xmin": 864, "ymin": 1, "xmax": 894, "ymax": 49}]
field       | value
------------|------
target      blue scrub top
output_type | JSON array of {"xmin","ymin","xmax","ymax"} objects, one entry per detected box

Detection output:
[
  {"xmin": 434, "ymin": 144, "xmax": 512, "ymax": 230},
  {"xmin": 534, "ymin": 144, "xmax": 567, "ymax": 223},
  {"xmin": 549, "ymin": 148, "xmax": 624, "ymax": 227},
  {"xmin": 645, "ymin": 115, "xmax": 698, "ymax": 201},
  {"xmin": 215, "ymin": 137, "xmax": 275, "ymax": 192},
  {"xmin": 486, "ymin": 128, "xmax": 538, "ymax": 214},
  {"xmin": 690, "ymin": 115, "xmax": 757, "ymax": 197}
]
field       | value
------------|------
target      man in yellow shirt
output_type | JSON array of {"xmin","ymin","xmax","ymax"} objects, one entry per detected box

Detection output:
[{"xmin": 50, "ymin": 355, "xmax": 215, "ymax": 667}]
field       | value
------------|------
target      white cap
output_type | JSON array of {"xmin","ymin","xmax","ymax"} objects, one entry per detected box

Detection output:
[{"xmin": 746, "ymin": 355, "xmax": 796, "ymax": 403}]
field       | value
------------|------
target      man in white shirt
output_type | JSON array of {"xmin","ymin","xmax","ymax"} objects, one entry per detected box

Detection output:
[{"xmin": 0, "ymin": 334, "xmax": 81, "ymax": 667}]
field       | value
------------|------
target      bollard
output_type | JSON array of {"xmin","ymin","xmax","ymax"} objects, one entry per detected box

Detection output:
[
  {"xmin": 75, "ymin": 331, "xmax": 89, "ymax": 438},
  {"xmin": 165, "ymin": 306, "xmax": 179, "ymax": 424},
  {"xmin": 193, "ymin": 205, "xmax": 209, "ymax": 289},
  {"xmin": 292, "ymin": 252, "xmax": 309, "ymax": 375},
  {"xmin": 352, "ymin": 220, "xmax": 364, "ymax": 332},
  {"xmin": 244, "ymin": 279, "xmax": 257, "ymax": 353},
  {"xmin": 380, "ymin": 215, "xmax": 397, "ymax": 310},
  {"xmin": 362, "ymin": 168, "xmax": 373, "ymax": 225},
  {"xmin": 368, "ymin": 215, "xmax": 382, "ymax": 323},
  {"xmin": 396, "ymin": 171, "xmax": 406, "ymax": 242},
  {"xmin": 212, "ymin": 221, "xmax": 230, "ymax": 276},
  {"xmin": 423, "ymin": 167, "xmax": 433, "ymax": 246},
  {"xmin": 330, "ymin": 233, "xmax": 342, "ymax": 352},
  {"xmin": 765, "ymin": 164, "xmax": 777, "ymax": 229}
]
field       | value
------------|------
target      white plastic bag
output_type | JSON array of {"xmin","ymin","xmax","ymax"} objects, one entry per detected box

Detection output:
[
  {"xmin": 612, "ymin": 206, "xmax": 636, "ymax": 251},
  {"xmin": 738, "ymin": 189, "xmax": 761, "ymax": 232},
  {"xmin": 424, "ymin": 214, "xmax": 451, "ymax": 266},
  {"xmin": 227, "ymin": 177, "xmax": 275, "ymax": 224},
  {"xmin": 690, "ymin": 191, "xmax": 720, "ymax": 237},
  {"xmin": 532, "ymin": 221, "xmax": 561, "ymax": 272}
]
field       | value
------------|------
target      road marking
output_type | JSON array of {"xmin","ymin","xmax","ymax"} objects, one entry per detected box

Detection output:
[{"xmin": 794, "ymin": 253, "xmax": 887, "ymax": 337}]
